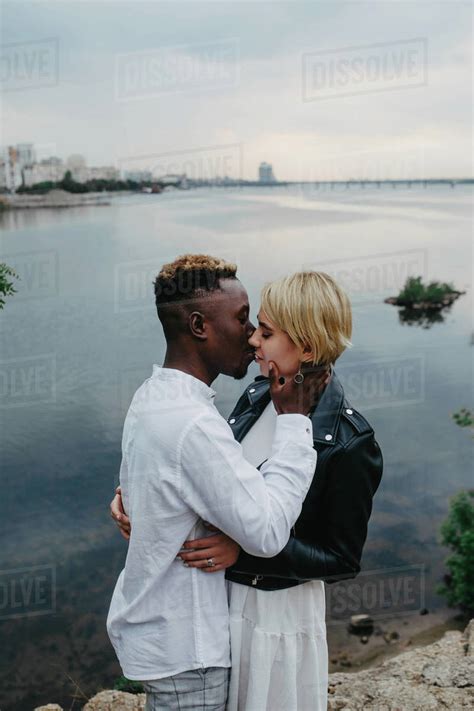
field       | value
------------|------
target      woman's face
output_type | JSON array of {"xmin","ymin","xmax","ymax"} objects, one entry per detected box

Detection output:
[{"xmin": 248, "ymin": 308, "xmax": 307, "ymax": 379}]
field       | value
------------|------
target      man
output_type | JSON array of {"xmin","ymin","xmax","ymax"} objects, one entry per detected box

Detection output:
[{"xmin": 107, "ymin": 254, "xmax": 329, "ymax": 710}]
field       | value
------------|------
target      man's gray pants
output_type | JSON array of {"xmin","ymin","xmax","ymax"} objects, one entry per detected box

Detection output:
[{"xmin": 143, "ymin": 666, "xmax": 230, "ymax": 710}]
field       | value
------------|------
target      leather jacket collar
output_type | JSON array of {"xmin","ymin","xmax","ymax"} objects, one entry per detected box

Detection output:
[{"xmin": 242, "ymin": 366, "xmax": 345, "ymax": 447}]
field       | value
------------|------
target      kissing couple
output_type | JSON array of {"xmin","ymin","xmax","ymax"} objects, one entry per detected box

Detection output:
[{"xmin": 107, "ymin": 254, "xmax": 383, "ymax": 711}]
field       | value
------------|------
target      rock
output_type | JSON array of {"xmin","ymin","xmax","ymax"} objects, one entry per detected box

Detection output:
[
  {"xmin": 462, "ymin": 618, "xmax": 474, "ymax": 656},
  {"xmin": 349, "ymin": 614, "xmax": 374, "ymax": 632},
  {"xmin": 34, "ymin": 706, "xmax": 63, "ymax": 711},
  {"xmin": 422, "ymin": 658, "xmax": 474, "ymax": 688},
  {"xmin": 328, "ymin": 618, "xmax": 474, "ymax": 710},
  {"xmin": 83, "ymin": 690, "xmax": 145, "ymax": 710},
  {"xmin": 360, "ymin": 636, "xmax": 369, "ymax": 644},
  {"xmin": 420, "ymin": 607, "xmax": 429, "ymax": 615}
]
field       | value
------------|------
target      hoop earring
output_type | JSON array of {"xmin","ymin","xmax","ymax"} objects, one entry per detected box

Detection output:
[{"xmin": 294, "ymin": 365, "xmax": 304, "ymax": 384}]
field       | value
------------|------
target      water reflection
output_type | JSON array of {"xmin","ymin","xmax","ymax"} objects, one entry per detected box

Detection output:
[
  {"xmin": 0, "ymin": 185, "xmax": 472, "ymax": 709},
  {"xmin": 396, "ymin": 304, "xmax": 454, "ymax": 329}
]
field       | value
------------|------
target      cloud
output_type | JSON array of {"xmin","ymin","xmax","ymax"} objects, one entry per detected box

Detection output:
[{"xmin": 1, "ymin": 0, "xmax": 472, "ymax": 179}]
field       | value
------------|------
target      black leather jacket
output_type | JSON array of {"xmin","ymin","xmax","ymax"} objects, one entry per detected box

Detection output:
[{"xmin": 225, "ymin": 369, "xmax": 383, "ymax": 590}]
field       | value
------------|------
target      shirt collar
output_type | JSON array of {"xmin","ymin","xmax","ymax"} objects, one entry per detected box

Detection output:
[{"xmin": 152, "ymin": 365, "xmax": 217, "ymax": 401}]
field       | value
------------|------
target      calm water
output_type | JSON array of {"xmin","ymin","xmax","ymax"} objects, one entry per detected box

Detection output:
[{"xmin": 0, "ymin": 185, "xmax": 472, "ymax": 708}]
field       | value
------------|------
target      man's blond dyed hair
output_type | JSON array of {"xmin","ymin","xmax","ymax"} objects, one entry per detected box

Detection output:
[{"xmin": 261, "ymin": 271, "xmax": 353, "ymax": 366}]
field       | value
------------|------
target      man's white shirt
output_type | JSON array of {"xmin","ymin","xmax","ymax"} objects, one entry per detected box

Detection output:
[{"xmin": 107, "ymin": 366, "xmax": 316, "ymax": 680}]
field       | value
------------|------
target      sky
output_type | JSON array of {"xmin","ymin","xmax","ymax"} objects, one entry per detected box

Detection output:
[{"xmin": 0, "ymin": 0, "xmax": 472, "ymax": 180}]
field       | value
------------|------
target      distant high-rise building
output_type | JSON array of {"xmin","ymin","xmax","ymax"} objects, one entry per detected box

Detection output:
[
  {"xmin": 259, "ymin": 162, "xmax": 276, "ymax": 184},
  {"xmin": 0, "ymin": 146, "xmax": 22, "ymax": 191},
  {"xmin": 16, "ymin": 143, "xmax": 36, "ymax": 168}
]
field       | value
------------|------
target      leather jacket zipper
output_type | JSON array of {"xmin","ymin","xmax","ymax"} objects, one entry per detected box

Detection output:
[{"xmin": 251, "ymin": 574, "xmax": 263, "ymax": 586}]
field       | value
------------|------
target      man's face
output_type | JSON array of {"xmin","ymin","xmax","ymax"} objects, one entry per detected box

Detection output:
[{"xmin": 205, "ymin": 279, "xmax": 256, "ymax": 380}]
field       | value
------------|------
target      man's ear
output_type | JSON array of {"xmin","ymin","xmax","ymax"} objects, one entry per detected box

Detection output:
[{"xmin": 189, "ymin": 311, "xmax": 208, "ymax": 340}]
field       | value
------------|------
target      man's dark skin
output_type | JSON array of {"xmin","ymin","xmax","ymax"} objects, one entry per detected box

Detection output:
[{"xmin": 111, "ymin": 276, "xmax": 331, "ymax": 567}]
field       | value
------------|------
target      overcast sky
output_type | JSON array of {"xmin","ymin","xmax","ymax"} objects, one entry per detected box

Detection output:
[{"xmin": 1, "ymin": 1, "xmax": 472, "ymax": 180}]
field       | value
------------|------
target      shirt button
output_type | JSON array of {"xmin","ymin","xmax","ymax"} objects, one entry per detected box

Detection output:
[
  {"xmin": 305, "ymin": 427, "xmax": 310, "ymax": 434},
  {"xmin": 345, "ymin": 408, "xmax": 353, "ymax": 415},
  {"xmin": 249, "ymin": 388, "xmax": 256, "ymax": 394},
  {"xmin": 229, "ymin": 418, "xmax": 236, "ymax": 424},
  {"xmin": 325, "ymin": 434, "xmax": 333, "ymax": 441}
]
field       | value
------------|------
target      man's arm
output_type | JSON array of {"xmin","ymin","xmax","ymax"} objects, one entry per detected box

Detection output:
[
  {"xmin": 228, "ymin": 432, "xmax": 383, "ymax": 581},
  {"xmin": 178, "ymin": 409, "xmax": 316, "ymax": 558}
]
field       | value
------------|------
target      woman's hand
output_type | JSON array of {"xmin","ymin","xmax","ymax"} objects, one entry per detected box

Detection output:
[
  {"xmin": 178, "ymin": 532, "xmax": 241, "ymax": 573},
  {"xmin": 110, "ymin": 486, "xmax": 131, "ymax": 540}
]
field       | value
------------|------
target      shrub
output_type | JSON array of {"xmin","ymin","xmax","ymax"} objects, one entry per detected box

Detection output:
[
  {"xmin": 113, "ymin": 676, "xmax": 144, "ymax": 694},
  {"xmin": 437, "ymin": 490, "xmax": 474, "ymax": 613},
  {"xmin": 0, "ymin": 262, "xmax": 18, "ymax": 309},
  {"xmin": 398, "ymin": 276, "xmax": 456, "ymax": 303}
]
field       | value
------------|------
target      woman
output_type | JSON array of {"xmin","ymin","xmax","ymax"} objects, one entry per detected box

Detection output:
[{"xmin": 111, "ymin": 271, "xmax": 383, "ymax": 710}]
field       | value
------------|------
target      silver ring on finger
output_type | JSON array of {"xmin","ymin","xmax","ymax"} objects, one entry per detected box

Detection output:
[{"xmin": 207, "ymin": 557, "xmax": 215, "ymax": 567}]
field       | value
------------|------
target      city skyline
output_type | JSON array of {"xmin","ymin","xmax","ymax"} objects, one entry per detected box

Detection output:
[{"xmin": 1, "ymin": 2, "xmax": 472, "ymax": 182}]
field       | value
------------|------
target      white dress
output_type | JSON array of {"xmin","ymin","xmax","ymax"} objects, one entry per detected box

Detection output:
[{"xmin": 226, "ymin": 402, "xmax": 328, "ymax": 711}]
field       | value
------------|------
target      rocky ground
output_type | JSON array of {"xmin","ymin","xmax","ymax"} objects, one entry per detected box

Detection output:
[{"xmin": 35, "ymin": 619, "xmax": 473, "ymax": 711}]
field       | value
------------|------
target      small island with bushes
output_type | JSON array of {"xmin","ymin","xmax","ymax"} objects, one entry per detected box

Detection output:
[{"xmin": 385, "ymin": 276, "xmax": 465, "ymax": 310}]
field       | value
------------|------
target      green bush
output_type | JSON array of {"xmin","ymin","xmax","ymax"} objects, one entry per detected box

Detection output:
[
  {"xmin": 398, "ymin": 276, "xmax": 456, "ymax": 303},
  {"xmin": 0, "ymin": 262, "xmax": 18, "ymax": 309},
  {"xmin": 452, "ymin": 408, "xmax": 474, "ymax": 429},
  {"xmin": 113, "ymin": 676, "xmax": 144, "ymax": 694},
  {"xmin": 437, "ymin": 490, "xmax": 474, "ymax": 613}
]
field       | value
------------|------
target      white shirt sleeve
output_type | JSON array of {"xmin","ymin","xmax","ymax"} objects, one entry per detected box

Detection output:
[{"xmin": 178, "ymin": 410, "xmax": 317, "ymax": 557}]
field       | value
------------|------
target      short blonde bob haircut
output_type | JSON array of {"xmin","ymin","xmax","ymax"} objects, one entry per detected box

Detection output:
[{"xmin": 260, "ymin": 271, "xmax": 353, "ymax": 366}]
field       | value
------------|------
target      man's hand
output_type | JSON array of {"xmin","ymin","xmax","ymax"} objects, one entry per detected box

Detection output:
[
  {"xmin": 110, "ymin": 486, "xmax": 131, "ymax": 540},
  {"xmin": 177, "ymin": 533, "xmax": 241, "ymax": 573},
  {"xmin": 269, "ymin": 360, "xmax": 331, "ymax": 416}
]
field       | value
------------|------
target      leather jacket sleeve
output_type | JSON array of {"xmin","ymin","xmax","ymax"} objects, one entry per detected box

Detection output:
[{"xmin": 230, "ymin": 431, "xmax": 383, "ymax": 584}]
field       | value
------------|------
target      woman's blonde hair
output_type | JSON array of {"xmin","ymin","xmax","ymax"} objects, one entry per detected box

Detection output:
[{"xmin": 260, "ymin": 271, "xmax": 353, "ymax": 366}]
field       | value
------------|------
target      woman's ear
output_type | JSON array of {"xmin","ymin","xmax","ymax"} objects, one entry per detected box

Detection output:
[
  {"xmin": 301, "ymin": 343, "xmax": 314, "ymax": 363},
  {"xmin": 189, "ymin": 311, "xmax": 208, "ymax": 340}
]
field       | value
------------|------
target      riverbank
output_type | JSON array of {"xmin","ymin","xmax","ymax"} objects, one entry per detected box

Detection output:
[
  {"xmin": 34, "ymin": 617, "xmax": 474, "ymax": 710},
  {"xmin": 1, "ymin": 189, "xmax": 116, "ymax": 209},
  {"xmin": 327, "ymin": 608, "xmax": 468, "ymax": 673}
]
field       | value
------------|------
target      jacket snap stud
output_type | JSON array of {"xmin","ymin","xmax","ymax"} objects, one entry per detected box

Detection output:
[
  {"xmin": 345, "ymin": 408, "xmax": 353, "ymax": 415},
  {"xmin": 229, "ymin": 418, "xmax": 236, "ymax": 424},
  {"xmin": 325, "ymin": 434, "xmax": 333, "ymax": 441}
]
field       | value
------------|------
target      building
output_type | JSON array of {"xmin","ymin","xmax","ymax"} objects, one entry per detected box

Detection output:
[
  {"xmin": 74, "ymin": 166, "xmax": 119, "ymax": 182},
  {"xmin": 16, "ymin": 143, "xmax": 36, "ymax": 169},
  {"xmin": 23, "ymin": 158, "xmax": 65, "ymax": 186},
  {"xmin": 124, "ymin": 170, "xmax": 153, "ymax": 183},
  {"xmin": 0, "ymin": 146, "xmax": 22, "ymax": 191},
  {"xmin": 258, "ymin": 162, "xmax": 276, "ymax": 184},
  {"xmin": 66, "ymin": 154, "xmax": 86, "ymax": 172}
]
